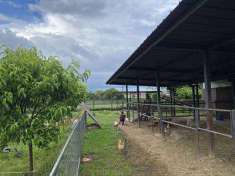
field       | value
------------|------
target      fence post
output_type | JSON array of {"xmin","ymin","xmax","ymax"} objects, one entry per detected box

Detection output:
[
  {"xmin": 195, "ymin": 108, "xmax": 200, "ymax": 157},
  {"xmin": 84, "ymin": 110, "xmax": 87, "ymax": 128}
]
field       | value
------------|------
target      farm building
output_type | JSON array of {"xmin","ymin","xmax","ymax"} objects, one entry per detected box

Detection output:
[{"xmin": 107, "ymin": 0, "xmax": 235, "ymax": 155}]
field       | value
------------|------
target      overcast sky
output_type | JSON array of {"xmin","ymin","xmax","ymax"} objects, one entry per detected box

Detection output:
[{"xmin": 0, "ymin": 0, "xmax": 180, "ymax": 91}]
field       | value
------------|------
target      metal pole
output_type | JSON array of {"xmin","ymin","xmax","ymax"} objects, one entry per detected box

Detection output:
[
  {"xmin": 203, "ymin": 50, "xmax": 214, "ymax": 154},
  {"xmin": 196, "ymin": 84, "xmax": 200, "ymax": 121},
  {"xmin": 231, "ymin": 110, "xmax": 235, "ymax": 139},
  {"xmin": 126, "ymin": 85, "xmax": 130, "ymax": 120},
  {"xmin": 192, "ymin": 85, "xmax": 196, "ymax": 120},
  {"xmin": 173, "ymin": 88, "xmax": 176, "ymax": 117},
  {"xmin": 230, "ymin": 108, "xmax": 235, "ymax": 156},
  {"xmin": 156, "ymin": 73, "xmax": 163, "ymax": 133},
  {"xmin": 137, "ymin": 80, "xmax": 140, "ymax": 127},
  {"xmin": 232, "ymin": 80, "xmax": 235, "ymax": 109},
  {"xmin": 231, "ymin": 81, "xmax": 235, "ymax": 154},
  {"xmin": 195, "ymin": 109, "xmax": 200, "ymax": 157},
  {"xmin": 170, "ymin": 87, "xmax": 174, "ymax": 117}
]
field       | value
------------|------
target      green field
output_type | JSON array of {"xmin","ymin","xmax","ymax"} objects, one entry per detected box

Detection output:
[
  {"xmin": 0, "ymin": 123, "xmax": 72, "ymax": 175},
  {"xmin": 80, "ymin": 111, "xmax": 133, "ymax": 176}
]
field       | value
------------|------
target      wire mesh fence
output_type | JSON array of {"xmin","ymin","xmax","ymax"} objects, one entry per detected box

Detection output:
[{"xmin": 49, "ymin": 112, "xmax": 86, "ymax": 176}]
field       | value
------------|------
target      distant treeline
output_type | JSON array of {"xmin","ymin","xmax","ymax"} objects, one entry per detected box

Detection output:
[{"xmin": 88, "ymin": 88, "xmax": 124, "ymax": 100}]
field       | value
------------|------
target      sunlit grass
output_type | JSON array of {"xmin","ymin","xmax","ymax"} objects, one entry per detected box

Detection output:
[{"xmin": 80, "ymin": 111, "xmax": 133, "ymax": 176}]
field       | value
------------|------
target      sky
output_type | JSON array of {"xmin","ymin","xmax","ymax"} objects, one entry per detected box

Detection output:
[{"xmin": 0, "ymin": 0, "xmax": 181, "ymax": 91}]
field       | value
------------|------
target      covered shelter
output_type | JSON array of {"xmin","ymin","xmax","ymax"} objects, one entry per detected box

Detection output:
[{"xmin": 107, "ymin": 0, "xmax": 235, "ymax": 154}]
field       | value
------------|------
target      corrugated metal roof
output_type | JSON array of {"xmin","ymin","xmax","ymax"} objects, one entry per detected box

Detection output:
[{"xmin": 107, "ymin": 0, "xmax": 235, "ymax": 86}]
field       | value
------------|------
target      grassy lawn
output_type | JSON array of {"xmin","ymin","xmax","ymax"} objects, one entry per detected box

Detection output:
[
  {"xmin": 0, "ymin": 122, "xmax": 72, "ymax": 175},
  {"xmin": 80, "ymin": 111, "xmax": 133, "ymax": 176}
]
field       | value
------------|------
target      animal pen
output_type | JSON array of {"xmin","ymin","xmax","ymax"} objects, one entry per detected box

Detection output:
[{"xmin": 107, "ymin": 0, "xmax": 235, "ymax": 157}]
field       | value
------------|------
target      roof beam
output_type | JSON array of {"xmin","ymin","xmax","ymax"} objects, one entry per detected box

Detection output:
[
  {"xmin": 118, "ymin": 77, "xmax": 193, "ymax": 83},
  {"xmin": 129, "ymin": 67, "xmax": 197, "ymax": 73}
]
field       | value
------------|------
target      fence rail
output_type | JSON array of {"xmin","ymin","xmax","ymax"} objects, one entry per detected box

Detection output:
[
  {"xmin": 49, "ymin": 111, "xmax": 86, "ymax": 176},
  {"xmin": 128, "ymin": 102, "xmax": 235, "ymax": 140}
]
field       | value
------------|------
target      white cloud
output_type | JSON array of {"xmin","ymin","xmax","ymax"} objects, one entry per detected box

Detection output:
[
  {"xmin": 0, "ymin": 0, "xmax": 180, "ymax": 90},
  {"xmin": 0, "ymin": 29, "xmax": 33, "ymax": 49}
]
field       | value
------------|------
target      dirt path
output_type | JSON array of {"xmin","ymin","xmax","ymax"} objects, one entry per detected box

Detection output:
[{"xmin": 120, "ymin": 122, "xmax": 235, "ymax": 176}]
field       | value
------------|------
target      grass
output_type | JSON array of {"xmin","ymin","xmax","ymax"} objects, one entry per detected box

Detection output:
[
  {"xmin": 80, "ymin": 111, "xmax": 134, "ymax": 176},
  {"xmin": 0, "ymin": 122, "xmax": 72, "ymax": 175}
]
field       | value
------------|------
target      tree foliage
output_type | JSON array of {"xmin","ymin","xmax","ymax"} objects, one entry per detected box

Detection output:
[
  {"xmin": 0, "ymin": 47, "xmax": 89, "ymax": 171},
  {"xmin": 176, "ymin": 86, "xmax": 202, "ymax": 100}
]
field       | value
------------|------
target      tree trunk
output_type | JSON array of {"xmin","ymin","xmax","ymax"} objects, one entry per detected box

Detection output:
[{"xmin": 28, "ymin": 142, "xmax": 34, "ymax": 175}]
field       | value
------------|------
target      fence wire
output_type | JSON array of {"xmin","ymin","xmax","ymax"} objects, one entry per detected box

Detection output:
[{"xmin": 49, "ymin": 112, "xmax": 86, "ymax": 176}]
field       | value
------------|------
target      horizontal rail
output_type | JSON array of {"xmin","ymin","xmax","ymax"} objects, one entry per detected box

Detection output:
[
  {"xmin": 142, "ymin": 113, "xmax": 159, "ymax": 120},
  {"xmin": 131, "ymin": 106, "xmax": 234, "ymax": 139},
  {"xmin": 198, "ymin": 128, "xmax": 232, "ymax": 138},
  {"xmin": 130, "ymin": 102, "xmax": 233, "ymax": 113},
  {"xmin": 162, "ymin": 120, "xmax": 197, "ymax": 131}
]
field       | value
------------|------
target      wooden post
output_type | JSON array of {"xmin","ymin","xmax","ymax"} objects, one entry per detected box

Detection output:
[
  {"xmin": 126, "ymin": 85, "xmax": 130, "ymax": 120},
  {"xmin": 203, "ymin": 51, "xmax": 214, "ymax": 154},
  {"xmin": 137, "ymin": 80, "xmax": 140, "ymax": 127},
  {"xmin": 156, "ymin": 73, "xmax": 163, "ymax": 133}
]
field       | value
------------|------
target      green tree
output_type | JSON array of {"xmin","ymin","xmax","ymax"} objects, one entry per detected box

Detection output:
[
  {"xmin": 0, "ymin": 47, "xmax": 89, "ymax": 173},
  {"xmin": 176, "ymin": 86, "xmax": 202, "ymax": 100}
]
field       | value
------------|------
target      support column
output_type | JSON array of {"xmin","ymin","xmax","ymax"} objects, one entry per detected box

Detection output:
[
  {"xmin": 203, "ymin": 51, "xmax": 214, "ymax": 154},
  {"xmin": 126, "ymin": 85, "xmax": 130, "ymax": 120},
  {"xmin": 192, "ymin": 85, "xmax": 196, "ymax": 120},
  {"xmin": 173, "ymin": 87, "xmax": 176, "ymax": 117},
  {"xmin": 137, "ymin": 80, "xmax": 140, "ymax": 127},
  {"xmin": 231, "ymin": 81, "xmax": 235, "ymax": 155},
  {"xmin": 232, "ymin": 80, "xmax": 235, "ymax": 109},
  {"xmin": 170, "ymin": 87, "xmax": 174, "ymax": 117},
  {"xmin": 156, "ymin": 73, "xmax": 163, "ymax": 133},
  {"xmin": 196, "ymin": 84, "xmax": 200, "ymax": 121}
]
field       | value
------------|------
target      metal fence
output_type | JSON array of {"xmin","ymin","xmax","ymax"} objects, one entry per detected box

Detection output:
[
  {"xmin": 49, "ymin": 112, "xmax": 86, "ymax": 176},
  {"xmin": 128, "ymin": 102, "xmax": 235, "ymax": 137},
  {"xmin": 127, "ymin": 102, "xmax": 235, "ymax": 156}
]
